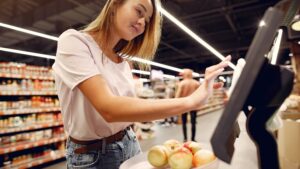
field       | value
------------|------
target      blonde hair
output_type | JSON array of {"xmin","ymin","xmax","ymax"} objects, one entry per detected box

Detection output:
[{"xmin": 83, "ymin": 0, "xmax": 162, "ymax": 62}]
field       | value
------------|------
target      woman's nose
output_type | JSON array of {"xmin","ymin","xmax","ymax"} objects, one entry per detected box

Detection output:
[{"xmin": 137, "ymin": 17, "xmax": 146, "ymax": 28}]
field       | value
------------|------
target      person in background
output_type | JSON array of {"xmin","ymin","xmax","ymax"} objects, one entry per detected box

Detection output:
[
  {"xmin": 176, "ymin": 69, "xmax": 200, "ymax": 142},
  {"xmin": 52, "ymin": 0, "xmax": 230, "ymax": 168}
]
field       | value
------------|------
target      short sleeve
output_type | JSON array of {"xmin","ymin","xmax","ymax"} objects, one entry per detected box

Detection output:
[{"xmin": 52, "ymin": 30, "xmax": 100, "ymax": 90}]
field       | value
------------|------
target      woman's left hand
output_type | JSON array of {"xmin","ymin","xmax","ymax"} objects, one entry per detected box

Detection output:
[{"xmin": 188, "ymin": 55, "xmax": 231, "ymax": 109}]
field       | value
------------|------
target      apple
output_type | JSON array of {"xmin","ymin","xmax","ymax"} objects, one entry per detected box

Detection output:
[
  {"xmin": 183, "ymin": 141, "xmax": 202, "ymax": 154},
  {"xmin": 163, "ymin": 139, "xmax": 182, "ymax": 153},
  {"xmin": 168, "ymin": 147, "xmax": 193, "ymax": 169},
  {"xmin": 147, "ymin": 145, "xmax": 169, "ymax": 168},
  {"xmin": 193, "ymin": 149, "xmax": 216, "ymax": 167}
]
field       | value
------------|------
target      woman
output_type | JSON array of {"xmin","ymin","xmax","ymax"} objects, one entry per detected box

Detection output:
[{"xmin": 52, "ymin": 0, "xmax": 231, "ymax": 168}]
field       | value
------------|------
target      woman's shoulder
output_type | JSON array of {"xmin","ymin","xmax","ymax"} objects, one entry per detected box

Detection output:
[
  {"xmin": 58, "ymin": 29, "xmax": 90, "ymax": 43},
  {"xmin": 59, "ymin": 29, "xmax": 80, "ymax": 37}
]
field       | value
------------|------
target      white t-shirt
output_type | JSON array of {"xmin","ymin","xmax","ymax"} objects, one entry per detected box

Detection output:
[{"xmin": 52, "ymin": 29, "xmax": 134, "ymax": 140}]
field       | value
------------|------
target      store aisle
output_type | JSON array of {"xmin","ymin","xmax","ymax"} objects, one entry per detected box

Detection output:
[{"xmin": 45, "ymin": 109, "xmax": 258, "ymax": 169}]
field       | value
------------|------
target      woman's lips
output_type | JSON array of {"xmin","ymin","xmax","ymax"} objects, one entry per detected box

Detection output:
[{"xmin": 131, "ymin": 25, "xmax": 139, "ymax": 33}]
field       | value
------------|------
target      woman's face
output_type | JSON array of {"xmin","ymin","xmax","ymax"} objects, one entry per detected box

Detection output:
[{"xmin": 114, "ymin": 0, "xmax": 153, "ymax": 41}]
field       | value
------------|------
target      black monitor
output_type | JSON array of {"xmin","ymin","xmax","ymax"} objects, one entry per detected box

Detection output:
[{"xmin": 210, "ymin": 4, "xmax": 298, "ymax": 169}]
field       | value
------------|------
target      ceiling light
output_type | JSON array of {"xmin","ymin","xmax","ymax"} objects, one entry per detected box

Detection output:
[
  {"xmin": 0, "ymin": 47, "xmax": 56, "ymax": 60},
  {"xmin": 0, "ymin": 23, "xmax": 195, "ymax": 76},
  {"xmin": 0, "ymin": 22, "xmax": 227, "ymax": 77},
  {"xmin": 0, "ymin": 47, "xmax": 178, "ymax": 78},
  {"xmin": 259, "ymin": 20, "xmax": 266, "ymax": 27},
  {"xmin": 158, "ymin": 7, "xmax": 236, "ymax": 70},
  {"xmin": 291, "ymin": 15, "xmax": 300, "ymax": 31},
  {"xmin": 130, "ymin": 57, "xmax": 200, "ymax": 77},
  {"xmin": 131, "ymin": 69, "xmax": 151, "ymax": 75},
  {"xmin": 0, "ymin": 22, "xmax": 58, "ymax": 41}
]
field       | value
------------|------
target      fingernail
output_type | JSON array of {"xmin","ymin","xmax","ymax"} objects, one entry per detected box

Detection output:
[{"xmin": 223, "ymin": 61, "xmax": 229, "ymax": 65}]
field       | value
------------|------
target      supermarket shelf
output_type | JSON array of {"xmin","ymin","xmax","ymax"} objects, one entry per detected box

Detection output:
[
  {"xmin": 3, "ymin": 150, "xmax": 65, "ymax": 169},
  {"xmin": 0, "ymin": 107, "xmax": 60, "ymax": 116},
  {"xmin": 0, "ymin": 73, "xmax": 54, "ymax": 81},
  {"xmin": 0, "ymin": 121, "xmax": 63, "ymax": 135},
  {"xmin": 0, "ymin": 91, "xmax": 57, "ymax": 96},
  {"xmin": 0, "ymin": 135, "xmax": 67, "ymax": 155}
]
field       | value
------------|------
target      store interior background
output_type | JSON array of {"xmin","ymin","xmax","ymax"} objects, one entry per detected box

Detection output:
[{"xmin": 0, "ymin": 0, "xmax": 299, "ymax": 168}]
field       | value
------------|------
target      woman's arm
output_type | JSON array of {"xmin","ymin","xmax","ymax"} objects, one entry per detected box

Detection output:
[
  {"xmin": 78, "ymin": 56, "xmax": 231, "ymax": 122},
  {"xmin": 78, "ymin": 75, "xmax": 191, "ymax": 122}
]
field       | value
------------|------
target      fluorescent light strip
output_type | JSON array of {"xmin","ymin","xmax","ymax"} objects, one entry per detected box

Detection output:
[
  {"xmin": 130, "ymin": 57, "xmax": 182, "ymax": 72},
  {"xmin": 131, "ymin": 69, "xmax": 151, "ymax": 75},
  {"xmin": 0, "ymin": 47, "xmax": 56, "ymax": 60},
  {"xmin": 0, "ymin": 47, "xmax": 176, "ymax": 79},
  {"xmin": 0, "ymin": 22, "xmax": 58, "ymax": 41},
  {"xmin": 0, "ymin": 22, "xmax": 190, "ymax": 76},
  {"xmin": 270, "ymin": 29, "xmax": 283, "ymax": 65},
  {"xmin": 130, "ymin": 57, "xmax": 200, "ymax": 77},
  {"xmin": 0, "ymin": 21, "xmax": 227, "ymax": 76},
  {"xmin": 159, "ymin": 7, "xmax": 236, "ymax": 70},
  {"xmin": 0, "ymin": 45, "xmax": 231, "ymax": 80}
]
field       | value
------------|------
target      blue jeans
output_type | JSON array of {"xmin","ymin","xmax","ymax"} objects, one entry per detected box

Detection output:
[{"xmin": 66, "ymin": 128, "xmax": 141, "ymax": 169}]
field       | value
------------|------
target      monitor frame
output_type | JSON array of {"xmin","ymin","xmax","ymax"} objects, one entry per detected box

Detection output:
[{"xmin": 210, "ymin": 6, "xmax": 292, "ymax": 169}]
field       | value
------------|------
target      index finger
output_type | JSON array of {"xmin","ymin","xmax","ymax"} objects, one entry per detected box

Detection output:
[{"xmin": 206, "ymin": 56, "xmax": 231, "ymax": 72}]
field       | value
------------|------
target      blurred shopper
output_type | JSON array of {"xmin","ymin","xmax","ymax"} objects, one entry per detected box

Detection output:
[{"xmin": 176, "ymin": 69, "xmax": 200, "ymax": 142}]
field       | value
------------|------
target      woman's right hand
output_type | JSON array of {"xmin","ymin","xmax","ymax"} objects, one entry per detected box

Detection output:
[{"xmin": 188, "ymin": 55, "xmax": 231, "ymax": 110}]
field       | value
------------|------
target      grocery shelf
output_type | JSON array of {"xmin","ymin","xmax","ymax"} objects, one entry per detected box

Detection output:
[
  {"xmin": 0, "ymin": 73, "xmax": 54, "ymax": 81},
  {"xmin": 0, "ymin": 107, "xmax": 60, "ymax": 116},
  {"xmin": 3, "ymin": 150, "xmax": 65, "ymax": 169},
  {"xmin": 0, "ymin": 91, "xmax": 57, "ymax": 96},
  {"xmin": 0, "ymin": 63, "xmax": 63, "ymax": 168},
  {"xmin": 0, "ymin": 121, "xmax": 63, "ymax": 135},
  {"xmin": 0, "ymin": 135, "xmax": 67, "ymax": 155}
]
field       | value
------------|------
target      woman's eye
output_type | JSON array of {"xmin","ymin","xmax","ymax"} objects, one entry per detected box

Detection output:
[{"xmin": 136, "ymin": 9, "xmax": 143, "ymax": 17}]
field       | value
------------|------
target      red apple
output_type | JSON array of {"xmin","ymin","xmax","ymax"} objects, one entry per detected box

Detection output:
[
  {"xmin": 163, "ymin": 139, "xmax": 182, "ymax": 153},
  {"xmin": 147, "ymin": 145, "xmax": 169, "ymax": 168},
  {"xmin": 183, "ymin": 141, "xmax": 202, "ymax": 154},
  {"xmin": 193, "ymin": 149, "xmax": 216, "ymax": 167},
  {"xmin": 168, "ymin": 147, "xmax": 193, "ymax": 169}
]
